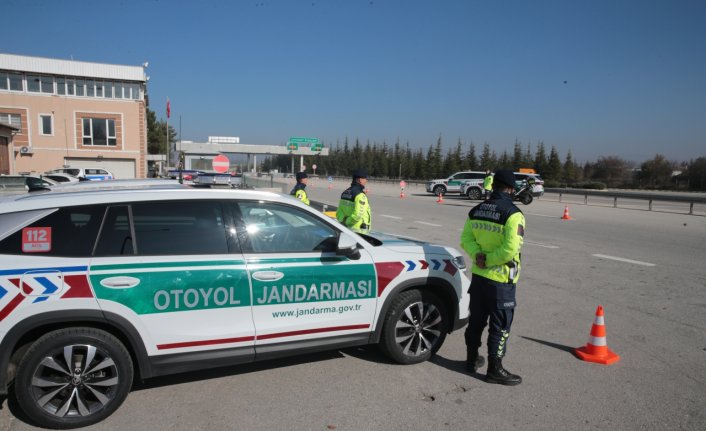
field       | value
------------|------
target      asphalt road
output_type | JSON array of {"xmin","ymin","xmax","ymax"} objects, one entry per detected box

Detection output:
[{"xmin": 2, "ymin": 178, "xmax": 705, "ymax": 430}]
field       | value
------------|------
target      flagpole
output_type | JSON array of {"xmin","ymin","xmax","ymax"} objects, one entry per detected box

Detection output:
[{"xmin": 165, "ymin": 97, "xmax": 170, "ymax": 177}]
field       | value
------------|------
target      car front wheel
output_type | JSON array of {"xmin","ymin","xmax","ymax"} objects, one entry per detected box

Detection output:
[
  {"xmin": 380, "ymin": 289, "xmax": 449, "ymax": 364},
  {"xmin": 14, "ymin": 327, "xmax": 133, "ymax": 429},
  {"xmin": 467, "ymin": 187, "xmax": 483, "ymax": 200},
  {"xmin": 432, "ymin": 185, "xmax": 446, "ymax": 196}
]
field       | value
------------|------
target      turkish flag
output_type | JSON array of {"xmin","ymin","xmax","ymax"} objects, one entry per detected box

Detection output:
[{"xmin": 166, "ymin": 98, "xmax": 171, "ymax": 119}]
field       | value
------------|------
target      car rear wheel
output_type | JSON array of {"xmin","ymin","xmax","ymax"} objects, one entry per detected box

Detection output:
[
  {"xmin": 380, "ymin": 289, "xmax": 449, "ymax": 365},
  {"xmin": 14, "ymin": 327, "xmax": 133, "ymax": 429},
  {"xmin": 467, "ymin": 187, "xmax": 483, "ymax": 200},
  {"xmin": 520, "ymin": 193, "xmax": 533, "ymax": 205},
  {"xmin": 432, "ymin": 185, "xmax": 446, "ymax": 196}
]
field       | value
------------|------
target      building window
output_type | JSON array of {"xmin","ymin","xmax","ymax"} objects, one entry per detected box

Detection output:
[
  {"xmin": 82, "ymin": 118, "xmax": 116, "ymax": 146},
  {"xmin": 114, "ymin": 82, "xmax": 123, "ymax": 98},
  {"xmin": 27, "ymin": 75, "xmax": 40, "ymax": 92},
  {"xmin": 56, "ymin": 77, "xmax": 66, "ymax": 95},
  {"xmin": 40, "ymin": 114, "xmax": 53, "ymax": 135},
  {"xmin": 26, "ymin": 75, "xmax": 54, "ymax": 93},
  {"xmin": 76, "ymin": 79, "xmax": 85, "ymax": 96},
  {"xmin": 104, "ymin": 81, "xmax": 113, "ymax": 98},
  {"xmin": 126, "ymin": 83, "xmax": 140, "ymax": 99},
  {"xmin": 0, "ymin": 113, "xmax": 21, "ymax": 129},
  {"xmin": 0, "ymin": 71, "xmax": 22, "ymax": 91}
]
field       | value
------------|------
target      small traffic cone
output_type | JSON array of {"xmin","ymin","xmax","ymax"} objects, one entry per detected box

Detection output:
[
  {"xmin": 574, "ymin": 305, "xmax": 620, "ymax": 365},
  {"xmin": 436, "ymin": 192, "xmax": 444, "ymax": 204},
  {"xmin": 561, "ymin": 205, "xmax": 572, "ymax": 220},
  {"xmin": 400, "ymin": 189, "xmax": 405, "ymax": 199}
]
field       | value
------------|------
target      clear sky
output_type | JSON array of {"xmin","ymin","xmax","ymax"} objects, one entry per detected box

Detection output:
[{"xmin": 4, "ymin": 0, "xmax": 705, "ymax": 163}]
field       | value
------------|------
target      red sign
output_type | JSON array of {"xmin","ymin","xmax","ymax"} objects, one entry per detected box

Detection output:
[
  {"xmin": 400, "ymin": 181, "xmax": 407, "ymax": 188},
  {"xmin": 212, "ymin": 155, "xmax": 230, "ymax": 173},
  {"xmin": 22, "ymin": 227, "xmax": 52, "ymax": 253}
]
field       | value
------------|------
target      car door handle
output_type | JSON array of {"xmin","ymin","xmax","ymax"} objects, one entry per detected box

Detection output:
[
  {"xmin": 251, "ymin": 271, "xmax": 284, "ymax": 282},
  {"xmin": 100, "ymin": 276, "xmax": 141, "ymax": 289}
]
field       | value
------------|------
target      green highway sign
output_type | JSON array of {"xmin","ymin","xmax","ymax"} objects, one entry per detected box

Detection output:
[
  {"xmin": 289, "ymin": 137, "xmax": 320, "ymax": 145},
  {"xmin": 287, "ymin": 142, "xmax": 299, "ymax": 151}
]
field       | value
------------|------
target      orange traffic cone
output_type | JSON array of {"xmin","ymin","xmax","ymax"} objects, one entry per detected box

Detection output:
[
  {"xmin": 574, "ymin": 305, "xmax": 620, "ymax": 365},
  {"xmin": 561, "ymin": 205, "xmax": 572, "ymax": 220},
  {"xmin": 436, "ymin": 192, "xmax": 444, "ymax": 204}
]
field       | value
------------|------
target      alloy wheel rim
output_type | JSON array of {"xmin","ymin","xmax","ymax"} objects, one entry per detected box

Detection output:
[
  {"xmin": 394, "ymin": 300, "xmax": 443, "ymax": 356},
  {"xmin": 29, "ymin": 344, "xmax": 119, "ymax": 418}
]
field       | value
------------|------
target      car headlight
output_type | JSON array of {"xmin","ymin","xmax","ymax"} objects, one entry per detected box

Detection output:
[{"xmin": 452, "ymin": 255, "xmax": 466, "ymax": 270}]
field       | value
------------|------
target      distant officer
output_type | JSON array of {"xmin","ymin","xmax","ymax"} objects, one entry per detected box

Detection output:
[
  {"xmin": 336, "ymin": 169, "xmax": 371, "ymax": 234},
  {"xmin": 290, "ymin": 172, "xmax": 310, "ymax": 205},
  {"xmin": 483, "ymin": 170, "xmax": 493, "ymax": 200},
  {"xmin": 460, "ymin": 169, "xmax": 525, "ymax": 386}
]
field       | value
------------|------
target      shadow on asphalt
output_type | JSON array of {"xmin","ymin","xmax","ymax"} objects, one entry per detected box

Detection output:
[
  {"xmin": 1, "ymin": 347, "xmax": 394, "ymax": 427},
  {"xmin": 430, "ymin": 355, "xmax": 486, "ymax": 382},
  {"xmin": 133, "ymin": 349, "xmax": 350, "ymax": 391},
  {"xmin": 520, "ymin": 336, "xmax": 576, "ymax": 353}
]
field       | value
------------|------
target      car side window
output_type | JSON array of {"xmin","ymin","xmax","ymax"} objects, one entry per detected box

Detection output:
[
  {"xmin": 0, "ymin": 205, "xmax": 104, "ymax": 257},
  {"xmin": 131, "ymin": 201, "xmax": 228, "ymax": 255},
  {"xmin": 94, "ymin": 205, "xmax": 134, "ymax": 256},
  {"xmin": 237, "ymin": 202, "xmax": 338, "ymax": 254}
]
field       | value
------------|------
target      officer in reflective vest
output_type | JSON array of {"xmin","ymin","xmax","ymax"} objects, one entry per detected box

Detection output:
[
  {"xmin": 290, "ymin": 172, "xmax": 310, "ymax": 205},
  {"xmin": 336, "ymin": 169, "xmax": 371, "ymax": 234},
  {"xmin": 460, "ymin": 169, "xmax": 525, "ymax": 386},
  {"xmin": 483, "ymin": 170, "xmax": 493, "ymax": 200}
]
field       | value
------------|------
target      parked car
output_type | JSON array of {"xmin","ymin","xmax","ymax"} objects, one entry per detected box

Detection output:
[
  {"xmin": 0, "ymin": 182, "xmax": 470, "ymax": 428},
  {"xmin": 42, "ymin": 172, "xmax": 83, "ymax": 183},
  {"xmin": 47, "ymin": 167, "xmax": 114, "ymax": 181},
  {"xmin": 0, "ymin": 175, "xmax": 57, "ymax": 195},
  {"xmin": 426, "ymin": 171, "xmax": 486, "ymax": 196}
]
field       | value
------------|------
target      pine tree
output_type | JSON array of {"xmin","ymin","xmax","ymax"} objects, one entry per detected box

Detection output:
[
  {"xmin": 465, "ymin": 141, "xmax": 477, "ymax": 170},
  {"xmin": 479, "ymin": 142, "xmax": 493, "ymax": 171},
  {"xmin": 546, "ymin": 146, "xmax": 562, "ymax": 181},
  {"xmin": 562, "ymin": 150, "xmax": 577, "ymax": 183},
  {"xmin": 534, "ymin": 141, "xmax": 548, "ymax": 174},
  {"xmin": 512, "ymin": 139, "xmax": 523, "ymax": 170}
]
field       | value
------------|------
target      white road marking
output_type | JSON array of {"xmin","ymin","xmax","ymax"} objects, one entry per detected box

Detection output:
[
  {"xmin": 415, "ymin": 221, "xmax": 443, "ymax": 227},
  {"xmin": 592, "ymin": 254, "xmax": 656, "ymax": 267},
  {"xmin": 381, "ymin": 214, "xmax": 403, "ymax": 220},
  {"xmin": 525, "ymin": 212, "xmax": 563, "ymax": 218},
  {"xmin": 524, "ymin": 240, "xmax": 560, "ymax": 249}
]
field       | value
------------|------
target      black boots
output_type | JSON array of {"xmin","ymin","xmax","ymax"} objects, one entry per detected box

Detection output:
[
  {"xmin": 485, "ymin": 357, "xmax": 522, "ymax": 386},
  {"xmin": 466, "ymin": 349, "xmax": 486, "ymax": 373}
]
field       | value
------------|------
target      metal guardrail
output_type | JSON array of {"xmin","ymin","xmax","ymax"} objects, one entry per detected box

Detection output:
[{"xmin": 545, "ymin": 188, "xmax": 706, "ymax": 215}]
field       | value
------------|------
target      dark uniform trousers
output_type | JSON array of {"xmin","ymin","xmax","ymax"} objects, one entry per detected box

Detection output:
[{"xmin": 464, "ymin": 274, "xmax": 517, "ymax": 358}]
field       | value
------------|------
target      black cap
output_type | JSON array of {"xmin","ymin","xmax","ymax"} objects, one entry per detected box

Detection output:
[
  {"xmin": 295, "ymin": 172, "xmax": 308, "ymax": 181},
  {"xmin": 352, "ymin": 169, "xmax": 368, "ymax": 179},
  {"xmin": 493, "ymin": 169, "xmax": 516, "ymax": 188}
]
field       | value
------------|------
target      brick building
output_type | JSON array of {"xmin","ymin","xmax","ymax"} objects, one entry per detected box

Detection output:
[{"xmin": 0, "ymin": 53, "xmax": 148, "ymax": 178}]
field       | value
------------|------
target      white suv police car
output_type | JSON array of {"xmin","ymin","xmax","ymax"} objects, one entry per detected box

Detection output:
[
  {"xmin": 426, "ymin": 171, "xmax": 486, "ymax": 196},
  {"xmin": 0, "ymin": 182, "xmax": 470, "ymax": 428}
]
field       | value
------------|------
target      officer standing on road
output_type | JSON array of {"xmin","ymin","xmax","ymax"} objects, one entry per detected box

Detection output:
[
  {"xmin": 290, "ymin": 172, "xmax": 310, "ymax": 205},
  {"xmin": 460, "ymin": 169, "xmax": 525, "ymax": 386},
  {"xmin": 483, "ymin": 170, "xmax": 493, "ymax": 200},
  {"xmin": 336, "ymin": 169, "xmax": 371, "ymax": 234}
]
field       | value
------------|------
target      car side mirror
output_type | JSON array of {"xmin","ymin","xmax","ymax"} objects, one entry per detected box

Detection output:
[{"xmin": 336, "ymin": 232, "xmax": 361, "ymax": 260}]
